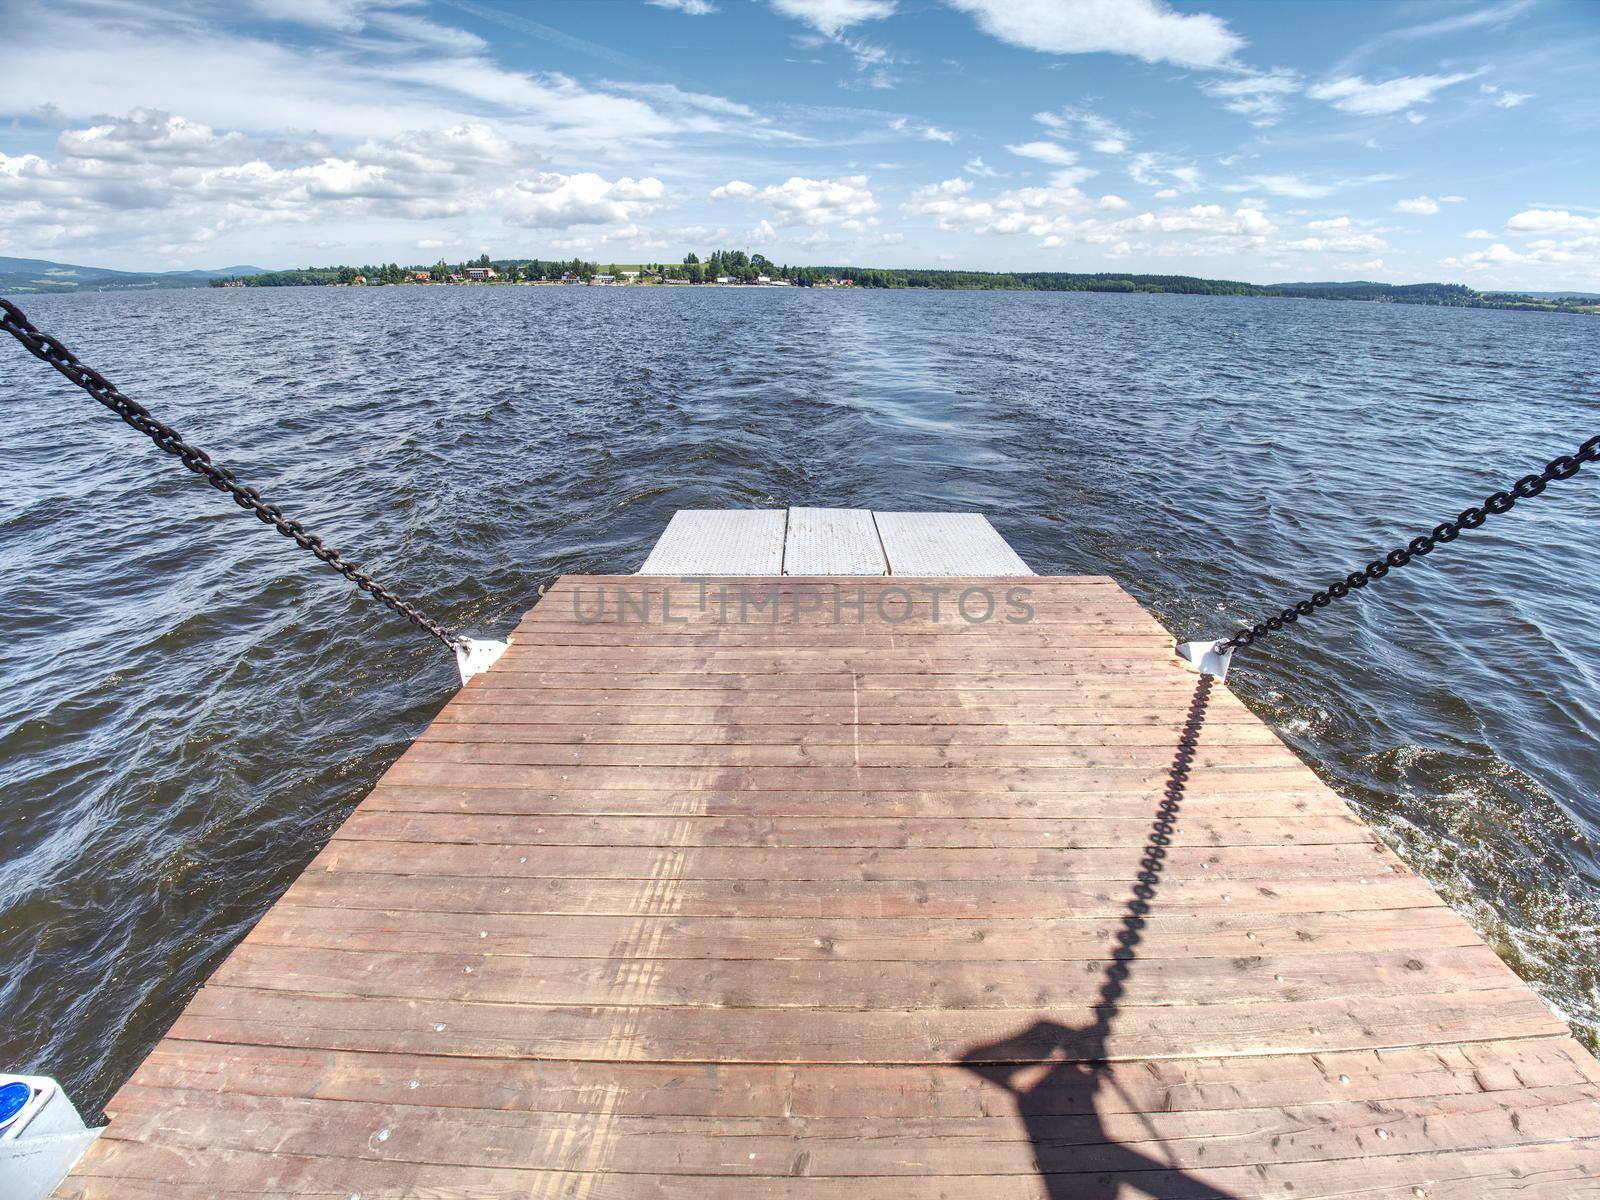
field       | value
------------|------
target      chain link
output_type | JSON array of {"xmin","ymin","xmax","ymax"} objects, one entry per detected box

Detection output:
[
  {"xmin": 1222, "ymin": 433, "xmax": 1600, "ymax": 651},
  {"xmin": 1, "ymin": 297, "xmax": 462, "ymax": 652}
]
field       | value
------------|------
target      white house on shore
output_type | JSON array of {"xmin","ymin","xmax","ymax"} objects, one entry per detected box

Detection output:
[{"xmin": 464, "ymin": 265, "xmax": 496, "ymax": 281}]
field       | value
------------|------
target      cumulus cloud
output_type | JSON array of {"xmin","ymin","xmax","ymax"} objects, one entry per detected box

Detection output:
[
  {"xmin": 945, "ymin": 0, "xmax": 1243, "ymax": 70},
  {"xmin": 709, "ymin": 180, "xmax": 758, "ymax": 201},
  {"xmin": 904, "ymin": 176, "xmax": 1273, "ymax": 259},
  {"xmin": 1392, "ymin": 194, "xmax": 1464, "ymax": 215},
  {"xmin": 1307, "ymin": 72, "xmax": 1476, "ymax": 115},
  {"xmin": 1504, "ymin": 208, "xmax": 1600, "ymax": 235},
  {"xmin": 0, "ymin": 107, "xmax": 664, "ymax": 256},
  {"xmin": 709, "ymin": 174, "xmax": 879, "ymax": 227},
  {"xmin": 502, "ymin": 173, "xmax": 666, "ymax": 227},
  {"xmin": 1286, "ymin": 232, "xmax": 1389, "ymax": 254},
  {"xmin": 1443, "ymin": 207, "xmax": 1600, "ymax": 285}
]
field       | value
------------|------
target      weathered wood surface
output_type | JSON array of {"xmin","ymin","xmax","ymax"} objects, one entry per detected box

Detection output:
[{"xmin": 61, "ymin": 576, "xmax": 1600, "ymax": 1198}]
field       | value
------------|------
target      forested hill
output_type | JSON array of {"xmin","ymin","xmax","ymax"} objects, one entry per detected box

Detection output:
[
  {"xmin": 805, "ymin": 268, "xmax": 1272, "ymax": 294},
  {"xmin": 1268, "ymin": 281, "xmax": 1477, "ymax": 302}
]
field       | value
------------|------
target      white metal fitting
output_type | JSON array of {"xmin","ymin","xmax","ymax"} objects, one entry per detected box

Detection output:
[
  {"xmin": 1175, "ymin": 638, "xmax": 1236, "ymax": 681},
  {"xmin": 453, "ymin": 637, "xmax": 509, "ymax": 686}
]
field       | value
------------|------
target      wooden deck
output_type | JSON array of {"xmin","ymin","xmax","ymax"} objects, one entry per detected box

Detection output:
[{"xmin": 60, "ymin": 575, "xmax": 1600, "ymax": 1197}]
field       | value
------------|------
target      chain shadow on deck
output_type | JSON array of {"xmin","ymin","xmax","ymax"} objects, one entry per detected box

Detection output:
[{"xmin": 959, "ymin": 674, "xmax": 1240, "ymax": 1199}]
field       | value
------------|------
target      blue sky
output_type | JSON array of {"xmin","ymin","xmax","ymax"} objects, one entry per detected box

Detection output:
[{"xmin": 1, "ymin": 0, "xmax": 1596, "ymax": 287}]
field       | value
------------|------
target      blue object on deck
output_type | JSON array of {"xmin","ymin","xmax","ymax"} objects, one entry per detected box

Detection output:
[{"xmin": 0, "ymin": 1081, "xmax": 33, "ymax": 1133}]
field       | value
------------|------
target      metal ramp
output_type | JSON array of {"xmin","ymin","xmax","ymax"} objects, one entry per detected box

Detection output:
[{"xmin": 637, "ymin": 507, "xmax": 1036, "ymax": 576}]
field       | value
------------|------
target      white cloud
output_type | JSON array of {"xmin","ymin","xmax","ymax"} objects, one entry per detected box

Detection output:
[
  {"xmin": 1451, "ymin": 241, "xmax": 1580, "ymax": 269},
  {"xmin": 769, "ymin": 0, "xmax": 895, "ymax": 37},
  {"xmin": 709, "ymin": 174, "xmax": 879, "ymax": 227},
  {"xmin": 1307, "ymin": 215, "xmax": 1352, "ymax": 230},
  {"xmin": 709, "ymin": 180, "xmax": 757, "ymax": 200},
  {"xmin": 1464, "ymin": 228, "xmax": 1493, "ymax": 239},
  {"xmin": 1033, "ymin": 107, "xmax": 1132, "ymax": 154},
  {"xmin": 1308, "ymin": 72, "xmax": 1475, "ymax": 116},
  {"xmin": 1128, "ymin": 152, "xmax": 1202, "ymax": 192},
  {"xmin": 648, "ymin": 0, "xmax": 718, "ymax": 13},
  {"xmin": 944, "ymin": 0, "xmax": 1243, "ymax": 70},
  {"xmin": 1286, "ymin": 232, "xmax": 1389, "ymax": 254},
  {"xmin": 1246, "ymin": 174, "xmax": 1336, "ymax": 199},
  {"xmin": 904, "ymin": 177, "xmax": 1275, "ymax": 261},
  {"xmin": 1480, "ymin": 83, "xmax": 1532, "ymax": 108},
  {"xmin": 1394, "ymin": 195, "xmax": 1440, "ymax": 214},
  {"xmin": 0, "ymin": 106, "xmax": 666, "ymax": 257},
  {"xmin": 1007, "ymin": 141, "xmax": 1079, "ymax": 167},
  {"xmin": 1443, "ymin": 206, "xmax": 1600, "ymax": 285},
  {"xmin": 1388, "ymin": 0, "xmax": 1535, "ymax": 41},
  {"xmin": 1505, "ymin": 208, "xmax": 1600, "ymax": 235},
  {"xmin": 889, "ymin": 116, "xmax": 955, "ymax": 142},
  {"xmin": 1202, "ymin": 68, "xmax": 1301, "ymax": 123},
  {"xmin": 963, "ymin": 156, "xmax": 999, "ymax": 177},
  {"xmin": 503, "ymin": 173, "xmax": 665, "ymax": 227},
  {"xmin": 2, "ymin": 0, "xmax": 766, "ymax": 154}
]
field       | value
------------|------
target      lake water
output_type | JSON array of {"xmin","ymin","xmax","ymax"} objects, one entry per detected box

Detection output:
[{"xmin": 1, "ymin": 284, "xmax": 1596, "ymax": 1114}]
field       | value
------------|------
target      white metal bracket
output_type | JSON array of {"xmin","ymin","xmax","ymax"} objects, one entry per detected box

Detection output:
[
  {"xmin": 454, "ymin": 637, "xmax": 509, "ymax": 686},
  {"xmin": 1175, "ymin": 638, "xmax": 1236, "ymax": 681}
]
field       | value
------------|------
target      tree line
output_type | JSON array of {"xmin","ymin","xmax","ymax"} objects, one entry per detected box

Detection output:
[{"xmin": 207, "ymin": 252, "xmax": 1589, "ymax": 312}]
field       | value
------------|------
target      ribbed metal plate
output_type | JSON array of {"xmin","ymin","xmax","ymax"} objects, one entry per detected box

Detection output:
[
  {"xmin": 782, "ymin": 508, "xmax": 887, "ymax": 575},
  {"xmin": 874, "ymin": 511, "xmax": 1035, "ymax": 576},
  {"xmin": 637, "ymin": 509, "xmax": 787, "ymax": 575}
]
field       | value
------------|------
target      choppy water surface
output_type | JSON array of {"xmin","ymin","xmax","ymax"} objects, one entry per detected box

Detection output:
[{"xmin": 1, "ymin": 285, "xmax": 1596, "ymax": 1112}]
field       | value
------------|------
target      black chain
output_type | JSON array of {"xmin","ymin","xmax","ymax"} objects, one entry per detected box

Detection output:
[
  {"xmin": 1223, "ymin": 433, "xmax": 1600, "ymax": 651},
  {"xmin": 0, "ymin": 297, "xmax": 462, "ymax": 652}
]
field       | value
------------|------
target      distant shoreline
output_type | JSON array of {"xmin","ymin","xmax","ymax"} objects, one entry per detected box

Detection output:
[
  {"xmin": 227, "ymin": 278, "xmax": 1599, "ymax": 315},
  {"xmin": 3, "ymin": 250, "xmax": 1594, "ymax": 314},
  {"xmin": 206, "ymin": 256, "xmax": 1600, "ymax": 315}
]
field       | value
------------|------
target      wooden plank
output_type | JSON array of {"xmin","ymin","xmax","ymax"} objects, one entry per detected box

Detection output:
[
  {"xmin": 93, "ymin": 1082, "xmax": 1600, "ymax": 1176},
  {"xmin": 208, "ymin": 942, "xmax": 1517, "ymax": 1009},
  {"xmin": 168, "ymin": 984, "xmax": 1568, "ymax": 1062},
  {"xmin": 281, "ymin": 868, "xmax": 1449, "ymax": 918},
  {"xmin": 782, "ymin": 507, "xmax": 887, "ymax": 575},
  {"xmin": 120, "ymin": 1037, "xmax": 1600, "ymax": 1117},
  {"xmin": 332, "ymin": 808, "xmax": 1371, "ymax": 848},
  {"xmin": 248, "ymin": 905, "xmax": 1480, "ymax": 960},
  {"xmin": 312, "ymin": 839, "xmax": 1403, "ymax": 883},
  {"xmin": 63, "ymin": 572, "xmax": 1600, "ymax": 1200},
  {"xmin": 55, "ymin": 1138, "xmax": 1600, "ymax": 1199},
  {"xmin": 874, "ymin": 512, "xmax": 1035, "ymax": 576},
  {"xmin": 637, "ymin": 510, "xmax": 787, "ymax": 575}
]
